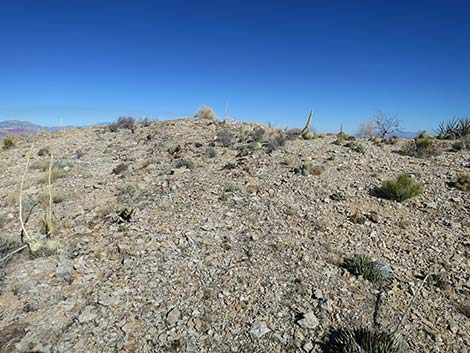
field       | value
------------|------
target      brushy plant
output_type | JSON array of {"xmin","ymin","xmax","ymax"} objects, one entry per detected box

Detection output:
[
  {"xmin": 324, "ymin": 328, "xmax": 403, "ymax": 353},
  {"xmin": 266, "ymin": 132, "xmax": 288, "ymax": 152},
  {"xmin": 175, "ymin": 159, "xmax": 194, "ymax": 169},
  {"xmin": 250, "ymin": 127, "xmax": 266, "ymax": 142},
  {"xmin": 194, "ymin": 106, "xmax": 216, "ymax": 120},
  {"xmin": 379, "ymin": 174, "xmax": 422, "ymax": 201},
  {"xmin": 37, "ymin": 147, "xmax": 51, "ymax": 156},
  {"xmin": 404, "ymin": 131, "xmax": 440, "ymax": 158},
  {"xmin": 39, "ymin": 166, "xmax": 62, "ymax": 184},
  {"xmin": 109, "ymin": 117, "xmax": 136, "ymax": 132},
  {"xmin": 344, "ymin": 255, "xmax": 393, "ymax": 284},
  {"xmin": 2, "ymin": 137, "xmax": 14, "ymax": 149},
  {"xmin": 453, "ymin": 173, "xmax": 470, "ymax": 192},
  {"xmin": 345, "ymin": 141, "xmax": 366, "ymax": 154}
]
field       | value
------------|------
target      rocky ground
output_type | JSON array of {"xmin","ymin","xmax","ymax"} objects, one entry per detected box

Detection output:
[{"xmin": 0, "ymin": 118, "xmax": 468, "ymax": 352}]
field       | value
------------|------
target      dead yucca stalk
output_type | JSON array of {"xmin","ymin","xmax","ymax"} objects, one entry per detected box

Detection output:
[{"xmin": 19, "ymin": 143, "xmax": 35, "ymax": 244}]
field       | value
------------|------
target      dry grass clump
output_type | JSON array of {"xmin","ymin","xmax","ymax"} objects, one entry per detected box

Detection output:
[
  {"xmin": 453, "ymin": 173, "xmax": 470, "ymax": 192},
  {"xmin": 2, "ymin": 137, "xmax": 14, "ymax": 149},
  {"xmin": 378, "ymin": 174, "xmax": 422, "ymax": 201},
  {"xmin": 266, "ymin": 132, "xmax": 287, "ymax": 152},
  {"xmin": 29, "ymin": 240, "xmax": 63, "ymax": 258},
  {"xmin": 38, "ymin": 190, "xmax": 65, "ymax": 206},
  {"xmin": 39, "ymin": 166, "xmax": 62, "ymax": 184},
  {"xmin": 344, "ymin": 255, "xmax": 392, "ymax": 284},
  {"xmin": 194, "ymin": 106, "xmax": 216, "ymax": 120},
  {"xmin": 323, "ymin": 328, "xmax": 403, "ymax": 353}
]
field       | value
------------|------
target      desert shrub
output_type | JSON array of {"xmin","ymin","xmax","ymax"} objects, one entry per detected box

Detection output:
[
  {"xmin": 250, "ymin": 127, "xmax": 266, "ymax": 142},
  {"xmin": 436, "ymin": 117, "xmax": 470, "ymax": 139},
  {"xmin": 39, "ymin": 166, "xmax": 62, "ymax": 184},
  {"xmin": 40, "ymin": 216, "xmax": 57, "ymax": 236},
  {"xmin": 452, "ymin": 135, "xmax": 470, "ymax": 151},
  {"xmin": 292, "ymin": 163, "xmax": 324, "ymax": 176},
  {"xmin": 374, "ymin": 111, "xmax": 401, "ymax": 138},
  {"xmin": 285, "ymin": 128, "xmax": 302, "ymax": 140},
  {"xmin": 216, "ymin": 128, "xmax": 236, "ymax": 147},
  {"xmin": 109, "ymin": 117, "xmax": 136, "ymax": 132},
  {"xmin": 349, "ymin": 212, "xmax": 366, "ymax": 224},
  {"xmin": 194, "ymin": 106, "xmax": 216, "ymax": 120},
  {"xmin": 266, "ymin": 132, "xmax": 287, "ymax": 152},
  {"xmin": 112, "ymin": 163, "xmax": 129, "ymax": 175},
  {"xmin": 2, "ymin": 137, "xmax": 14, "ymax": 149},
  {"xmin": 323, "ymin": 328, "xmax": 402, "ymax": 353},
  {"xmin": 358, "ymin": 119, "xmax": 376, "ymax": 138},
  {"xmin": 138, "ymin": 117, "xmax": 152, "ymax": 127},
  {"xmin": 403, "ymin": 131, "xmax": 440, "ymax": 158},
  {"xmin": 453, "ymin": 173, "xmax": 470, "ymax": 192},
  {"xmin": 175, "ymin": 159, "xmax": 194, "ymax": 169},
  {"xmin": 29, "ymin": 240, "xmax": 63, "ymax": 258},
  {"xmin": 37, "ymin": 147, "xmax": 51, "ymax": 156},
  {"xmin": 206, "ymin": 147, "xmax": 217, "ymax": 158},
  {"xmin": 379, "ymin": 174, "xmax": 422, "ymax": 201},
  {"xmin": 345, "ymin": 141, "xmax": 366, "ymax": 154},
  {"xmin": 344, "ymin": 255, "xmax": 392, "ymax": 284}
]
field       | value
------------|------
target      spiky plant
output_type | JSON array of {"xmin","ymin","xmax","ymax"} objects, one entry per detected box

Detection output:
[
  {"xmin": 325, "ymin": 328, "xmax": 403, "ymax": 353},
  {"xmin": 379, "ymin": 174, "xmax": 422, "ymax": 202},
  {"xmin": 344, "ymin": 255, "xmax": 392, "ymax": 284}
]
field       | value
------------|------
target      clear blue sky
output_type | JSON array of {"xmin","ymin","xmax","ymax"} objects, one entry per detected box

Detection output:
[{"xmin": 0, "ymin": 0, "xmax": 469, "ymax": 133}]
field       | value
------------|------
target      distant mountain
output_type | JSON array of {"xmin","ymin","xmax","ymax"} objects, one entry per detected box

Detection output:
[{"xmin": 0, "ymin": 120, "xmax": 62, "ymax": 139}]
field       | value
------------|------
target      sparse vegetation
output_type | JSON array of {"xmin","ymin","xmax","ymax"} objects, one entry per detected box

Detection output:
[
  {"xmin": 344, "ymin": 254, "xmax": 392, "ymax": 284},
  {"xmin": 345, "ymin": 141, "xmax": 366, "ymax": 154},
  {"xmin": 374, "ymin": 111, "xmax": 401, "ymax": 138},
  {"xmin": 194, "ymin": 106, "xmax": 216, "ymax": 120},
  {"xmin": 292, "ymin": 163, "xmax": 324, "ymax": 176},
  {"xmin": 2, "ymin": 137, "xmax": 14, "ymax": 149},
  {"xmin": 37, "ymin": 147, "xmax": 51, "ymax": 156},
  {"xmin": 266, "ymin": 132, "xmax": 287, "ymax": 152},
  {"xmin": 379, "ymin": 174, "xmax": 422, "ymax": 201},
  {"xmin": 453, "ymin": 173, "xmax": 470, "ymax": 192},
  {"xmin": 358, "ymin": 119, "xmax": 376, "ymax": 138},
  {"xmin": 109, "ymin": 117, "xmax": 136, "ymax": 132},
  {"xmin": 0, "ymin": 236, "xmax": 22, "ymax": 269},
  {"xmin": 403, "ymin": 131, "xmax": 440, "ymax": 158},
  {"xmin": 175, "ymin": 159, "xmax": 194, "ymax": 169},
  {"xmin": 435, "ymin": 117, "xmax": 470, "ymax": 139},
  {"xmin": 216, "ymin": 128, "xmax": 236, "ymax": 147},
  {"xmin": 324, "ymin": 328, "xmax": 402, "ymax": 353}
]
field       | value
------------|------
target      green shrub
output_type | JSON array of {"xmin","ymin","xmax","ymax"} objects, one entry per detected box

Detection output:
[
  {"xmin": 324, "ymin": 328, "xmax": 402, "ymax": 353},
  {"xmin": 344, "ymin": 255, "xmax": 392, "ymax": 284},
  {"xmin": 379, "ymin": 174, "xmax": 422, "ymax": 201},
  {"xmin": 175, "ymin": 159, "xmax": 194, "ymax": 169},
  {"xmin": 2, "ymin": 137, "xmax": 14, "ymax": 149}
]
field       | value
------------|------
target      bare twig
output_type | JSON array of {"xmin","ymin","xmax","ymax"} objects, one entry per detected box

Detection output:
[
  {"xmin": 301, "ymin": 111, "xmax": 313, "ymax": 136},
  {"xmin": 19, "ymin": 143, "xmax": 35, "ymax": 244}
]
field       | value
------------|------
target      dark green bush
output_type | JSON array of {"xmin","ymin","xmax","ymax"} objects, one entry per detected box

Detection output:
[{"xmin": 379, "ymin": 174, "xmax": 422, "ymax": 201}]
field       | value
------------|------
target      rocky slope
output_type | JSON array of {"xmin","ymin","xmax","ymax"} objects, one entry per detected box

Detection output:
[{"xmin": 0, "ymin": 118, "xmax": 468, "ymax": 352}]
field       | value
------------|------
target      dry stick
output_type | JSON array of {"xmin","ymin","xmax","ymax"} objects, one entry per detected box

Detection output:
[
  {"xmin": 0, "ymin": 233, "xmax": 49, "ymax": 265},
  {"xmin": 300, "ymin": 110, "xmax": 314, "ymax": 136},
  {"xmin": 392, "ymin": 271, "xmax": 431, "ymax": 335},
  {"xmin": 47, "ymin": 153, "xmax": 54, "ymax": 237},
  {"xmin": 19, "ymin": 142, "xmax": 35, "ymax": 244}
]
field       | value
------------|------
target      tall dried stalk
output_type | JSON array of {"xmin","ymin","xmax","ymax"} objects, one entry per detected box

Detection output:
[
  {"xmin": 47, "ymin": 153, "xmax": 54, "ymax": 237},
  {"xmin": 19, "ymin": 143, "xmax": 35, "ymax": 244}
]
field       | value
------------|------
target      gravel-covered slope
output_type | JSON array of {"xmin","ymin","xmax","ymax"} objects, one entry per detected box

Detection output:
[{"xmin": 0, "ymin": 118, "xmax": 468, "ymax": 352}]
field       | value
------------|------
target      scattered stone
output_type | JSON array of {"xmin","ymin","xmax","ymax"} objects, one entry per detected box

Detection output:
[
  {"xmin": 297, "ymin": 311, "xmax": 319, "ymax": 329},
  {"xmin": 249, "ymin": 321, "xmax": 271, "ymax": 338}
]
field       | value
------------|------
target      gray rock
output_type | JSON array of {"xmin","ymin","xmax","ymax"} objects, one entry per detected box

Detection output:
[
  {"xmin": 297, "ymin": 311, "xmax": 319, "ymax": 329},
  {"xmin": 166, "ymin": 308, "xmax": 181, "ymax": 325},
  {"xmin": 249, "ymin": 320, "xmax": 271, "ymax": 338}
]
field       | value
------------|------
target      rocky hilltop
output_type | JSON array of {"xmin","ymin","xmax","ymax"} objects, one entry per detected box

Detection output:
[{"xmin": 0, "ymin": 118, "xmax": 468, "ymax": 352}]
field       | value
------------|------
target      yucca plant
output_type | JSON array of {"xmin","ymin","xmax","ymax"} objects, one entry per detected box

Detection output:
[
  {"xmin": 344, "ymin": 255, "xmax": 393, "ymax": 284},
  {"xmin": 379, "ymin": 174, "xmax": 422, "ymax": 202},
  {"xmin": 324, "ymin": 328, "xmax": 403, "ymax": 353},
  {"xmin": 436, "ymin": 117, "xmax": 469, "ymax": 139}
]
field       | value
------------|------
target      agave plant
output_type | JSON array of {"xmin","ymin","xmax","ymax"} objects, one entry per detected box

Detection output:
[
  {"xmin": 325, "ymin": 328, "xmax": 403, "ymax": 353},
  {"xmin": 344, "ymin": 255, "xmax": 393, "ymax": 284}
]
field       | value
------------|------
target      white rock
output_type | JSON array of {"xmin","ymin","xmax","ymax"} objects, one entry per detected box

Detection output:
[
  {"xmin": 249, "ymin": 320, "xmax": 271, "ymax": 338},
  {"xmin": 297, "ymin": 311, "xmax": 319, "ymax": 329}
]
